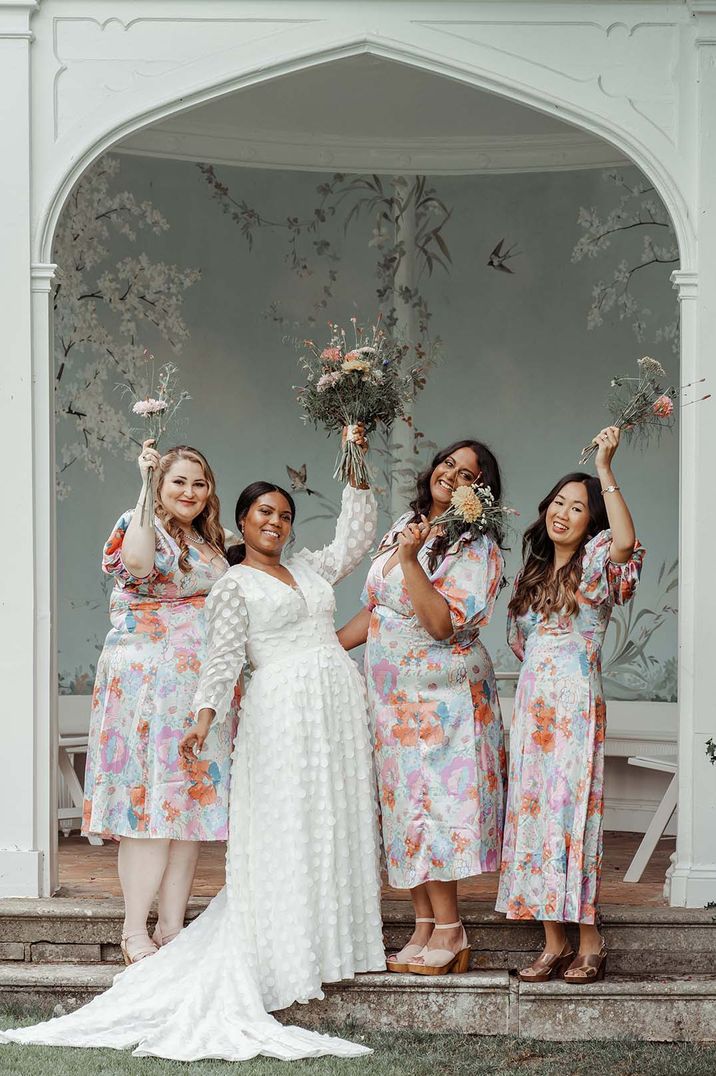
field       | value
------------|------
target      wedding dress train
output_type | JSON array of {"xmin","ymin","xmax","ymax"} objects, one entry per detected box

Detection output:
[{"xmin": 1, "ymin": 486, "xmax": 385, "ymax": 1061}]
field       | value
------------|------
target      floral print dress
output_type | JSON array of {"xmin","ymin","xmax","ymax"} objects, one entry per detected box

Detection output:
[
  {"xmin": 496, "ymin": 530, "xmax": 645, "ymax": 924},
  {"xmin": 82, "ymin": 511, "xmax": 237, "ymax": 841},
  {"xmin": 363, "ymin": 516, "xmax": 506, "ymax": 889}
]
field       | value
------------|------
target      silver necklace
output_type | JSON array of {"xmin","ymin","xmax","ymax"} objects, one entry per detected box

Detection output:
[{"xmin": 185, "ymin": 529, "xmax": 205, "ymax": 545}]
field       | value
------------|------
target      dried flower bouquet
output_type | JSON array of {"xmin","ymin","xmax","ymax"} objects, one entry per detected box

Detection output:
[{"xmin": 296, "ymin": 317, "xmax": 418, "ymax": 489}]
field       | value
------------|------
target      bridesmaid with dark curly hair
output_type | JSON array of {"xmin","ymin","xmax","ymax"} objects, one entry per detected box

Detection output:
[{"xmin": 340, "ymin": 439, "xmax": 507, "ymax": 976}]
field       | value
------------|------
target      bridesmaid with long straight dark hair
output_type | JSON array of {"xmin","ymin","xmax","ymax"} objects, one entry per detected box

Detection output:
[
  {"xmin": 340, "ymin": 439, "xmax": 507, "ymax": 976},
  {"xmin": 497, "ymin": 426, "xmax": 644, "ymax": 984}
]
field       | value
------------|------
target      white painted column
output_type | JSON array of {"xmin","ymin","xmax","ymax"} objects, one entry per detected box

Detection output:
[
  {"xmin": 390, "ymin": 182, "xmax": 418, "ymax": 520},
  {"xmin": 669, "ymin": 14, "xmax": 716, "ymax": 906},
  {"xmin": 0, "ymin": 1, "xmax": 48, "ymax": 896},
  {"xmin": 31, "ymin": 263, "xmax": 58, "ymax": 898}
]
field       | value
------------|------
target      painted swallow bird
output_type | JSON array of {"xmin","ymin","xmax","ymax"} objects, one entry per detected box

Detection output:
[
  {"xmin": 286, "ymin": 463, "xmax": 321, "ymax": 497},
  {"xmin": 487, "ymin": 238, "xmax": 522, "ymax": 274}
]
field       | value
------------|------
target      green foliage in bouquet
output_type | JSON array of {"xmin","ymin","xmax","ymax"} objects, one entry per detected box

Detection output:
[{"xmin": 296, "ymin": 317, "xmax": 424, "ymax": 487}]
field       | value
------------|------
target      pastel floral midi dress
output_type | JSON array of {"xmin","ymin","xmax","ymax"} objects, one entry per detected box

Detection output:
[
  {"xmin": 496, "ymin": 530, "xmax": 645, "ymax": 924},
  {"xmin": 82, "ymin": 511, "xmax": 237, "ymax": 841},
  {"xmin": 363, "ymin": 516, "xmax": 507, "ymax": 888}
]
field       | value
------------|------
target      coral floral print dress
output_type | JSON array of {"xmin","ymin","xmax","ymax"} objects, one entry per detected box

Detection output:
[
  {"xmin": 363, "ymin": 516, "xmax": 506, "ymax": 889},
  {"xmin": 496, "ymin": 530, "xmax": 645, "ymax": 924},
  {"xmin": 82, "ymin": 511, "xmax": 237, "ymax": 841}
]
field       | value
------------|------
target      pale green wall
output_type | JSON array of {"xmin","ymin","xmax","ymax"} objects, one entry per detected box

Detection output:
[{"xmin": 56, "ymin": 157, "xmax": 678, "ymax": 700}]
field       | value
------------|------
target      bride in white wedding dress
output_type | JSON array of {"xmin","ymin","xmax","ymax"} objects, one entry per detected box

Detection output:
[{"xmin": 2, "ymin": 445, "xmax": 386, "ymax": 1061}]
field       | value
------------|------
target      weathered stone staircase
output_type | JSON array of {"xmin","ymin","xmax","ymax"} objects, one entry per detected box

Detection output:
[{"xmin": 0, "ymin": 898, "xmax": 714, "ymax": 1041}]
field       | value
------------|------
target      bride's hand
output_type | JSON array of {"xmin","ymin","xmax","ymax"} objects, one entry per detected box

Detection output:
[
  {"xmin": 180, "ymin": 711, "xmax": 213, "ymax": 760},
  {"xmin": 342, "ymin": 423, "xmax": 368, "ymax": 453}
]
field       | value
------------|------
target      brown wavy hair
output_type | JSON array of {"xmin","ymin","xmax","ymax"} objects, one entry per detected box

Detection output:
[
  {"xmin": 156, "ymin": 446, "xmax": 226, "ymax": 572},
  {"xmin": 408, "ymin": 439, "xmax": 504, "ymax": 572},
  {"xmin": 509, "ymin": 472, "xmax": 608, "ymax": 618}
]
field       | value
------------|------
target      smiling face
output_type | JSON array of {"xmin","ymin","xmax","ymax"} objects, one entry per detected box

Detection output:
[
  {"xmin": 241, "ymin": 491, "xmax": 294, "ymax": 558},
  {"xmin": 545, "ymin": 481, "xmax": 591, "ymax": 551},
  {"xmin": 429, "ymin": 446, "xmax": 481, "ymax": 511},
  {"xmin": 158, "ymin": 458, "xmax": 211, "ymax": 526}
]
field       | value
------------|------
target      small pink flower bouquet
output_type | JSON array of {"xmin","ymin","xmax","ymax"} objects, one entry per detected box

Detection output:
[
  {"xmin": 296, "ymin": 316, "xmax": 421, "ymax": 488},
  {"xmin": 579, "ymin": 356, "xmax": 678, "ymax": 464},
  {"xmin": 121, "ymin": 351, "xmax": 190, "ymax": 523}
]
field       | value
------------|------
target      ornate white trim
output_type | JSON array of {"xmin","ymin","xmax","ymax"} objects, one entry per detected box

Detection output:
[
  {"xmin": 672, "ymin": 269, "xmax": 698, "ymax": 300},
  {"xmin": 118, "ymin": 125, "xmax": 626, "ymax": 175},
  {"xmin": 30, "ymin": 262, "xmax": 56, "ymax": 292}
]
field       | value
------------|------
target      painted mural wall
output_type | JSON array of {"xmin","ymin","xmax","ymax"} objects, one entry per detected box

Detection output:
[{"xmin": 55, "ymin": 154, "xmax": 678, "ymax": 702}]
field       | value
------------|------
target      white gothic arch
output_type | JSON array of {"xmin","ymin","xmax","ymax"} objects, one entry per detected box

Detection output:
[{"xmin": 2, "ymin": 0, "xmax": 713, "ymax": 903}]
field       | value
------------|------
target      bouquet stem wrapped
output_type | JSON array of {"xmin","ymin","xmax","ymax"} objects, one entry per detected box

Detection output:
[{"xmin": 296, "ymin": 317, "xmax": 420, "ymax": 489}]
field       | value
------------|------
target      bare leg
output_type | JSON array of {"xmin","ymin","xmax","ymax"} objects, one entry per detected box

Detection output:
[
  {"xmin": 577, "ymin": 922, "xmax": 604, "ymax": 956},
  {"xmin": 543, "ymin": 920, "xmax": 569, "ymax": 955},
  {"xmin": 386, "ymin": 884, "xmax": 434, "ymax": 967},
  {"xmin": 118, "ymin": 836, "xmax": 170, "ymax": 961},
  {"xmin": 424, "ymin": 880, "xmax": 463, "ymax": 953},
  {"xmin": 407, "ymin": 884, "xmax": 435, "ymax": 948},
  {"xmin": 155, "ymin": 839, "xmax": 201, "ymax": 944}
]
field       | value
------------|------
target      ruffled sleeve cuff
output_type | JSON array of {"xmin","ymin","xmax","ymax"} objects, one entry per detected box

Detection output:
[{"xmin": 580, "ymin": 529, "xmax": 645, "ymax": 607}]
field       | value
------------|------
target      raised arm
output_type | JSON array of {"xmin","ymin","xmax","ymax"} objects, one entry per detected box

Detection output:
[
  {"xmin": 120, "ymin": 439, "xmax": 163, "ymax": 578},
  {"xmin": 296, "ymin": 485, "xmax": 377, "ymax": 585},
  {"xmin": 592, "ymin": 426, "xmax": 636, "ymax": 564}
]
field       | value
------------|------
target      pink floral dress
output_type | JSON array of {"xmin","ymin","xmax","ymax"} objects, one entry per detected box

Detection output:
[
  {"xmin": 82, "ymin": 511, "xmax": 238, "ymax": 841},
  {"xmin": 362, "ymin": 516, "xmax": 506, "ymax": 888},
  {"xmin": 496, "ymin": 530, "xmax": 645, "ymax": 924}
]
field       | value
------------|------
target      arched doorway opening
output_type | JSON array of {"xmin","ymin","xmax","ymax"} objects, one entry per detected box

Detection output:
[{"xmin": 46, "ymin": 51, "xmax": 683, "ymax": 906}]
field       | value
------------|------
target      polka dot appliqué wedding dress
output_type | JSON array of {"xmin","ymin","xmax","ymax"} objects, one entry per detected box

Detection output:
[{"xmin": 1, "ymin": 486, "xmax": 386, "ymax": 1062}]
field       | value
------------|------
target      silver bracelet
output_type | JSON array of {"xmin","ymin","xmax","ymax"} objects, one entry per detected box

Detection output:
[{"xmin": 601, "ymin": 485, "xmax": 621, "ymax": 495}]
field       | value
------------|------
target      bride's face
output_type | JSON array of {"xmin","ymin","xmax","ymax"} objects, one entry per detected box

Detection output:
[{"xmin": 242, "ymin": 491, "xmax": 294, "ymax": 557}]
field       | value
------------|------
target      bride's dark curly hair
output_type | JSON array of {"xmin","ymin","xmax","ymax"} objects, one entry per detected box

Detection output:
[{"xmin": 407, "ymin": 439, "xmax": 504, "ymax": 572}]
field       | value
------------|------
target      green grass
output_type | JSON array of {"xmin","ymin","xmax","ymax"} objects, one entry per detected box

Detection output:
[{"xmin": 1, "ymin": 1011, "xmax": 715, "ymax": 1076}]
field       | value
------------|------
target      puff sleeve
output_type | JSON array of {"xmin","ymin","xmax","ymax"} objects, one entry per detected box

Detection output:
[
  {"xmin": 580, "ymin": 530, "xmax": 645, "ymax": 607},
  {"xmin": 101, "ymin": 510, "xmax": 175, "ymax": 586},
  {"xmin": 431, "ymin": 535, "xmax": 505, "ymax": 633},
  {"xmin": 192, "ymin": 573, "xmax": 248, "ymax": 724},
  {"xmin": 296, "ymin": 485, "xmax": 377, "ymax": 585}
]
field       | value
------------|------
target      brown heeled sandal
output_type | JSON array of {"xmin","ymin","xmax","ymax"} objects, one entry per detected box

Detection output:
[
  {"xmin": 518, "ymin": 941, "xmax": 575, "ymax": 983},
  {"xmin": 563, "ymin": 938, "xmax": 607, "ymax": 984},
  {"xmin": 406, "ymin": 921, "xmax": 471, "ymax": 977},
  {"xmin": 386, "ymin": 917, "xmax": 435, "ymax": 973}
]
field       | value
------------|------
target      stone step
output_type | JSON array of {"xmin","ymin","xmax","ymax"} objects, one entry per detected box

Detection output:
[
  {"xmin": 0, "ymin": 963, "xmax": 714, "ymax": 1042},
  {"xmin": 1, "ymin": 898, "xmax": 714, "ymax": 975}
]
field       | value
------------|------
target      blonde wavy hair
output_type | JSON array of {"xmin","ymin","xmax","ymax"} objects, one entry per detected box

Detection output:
[{"xmin": 156, "ymin": 446, "xmax": 225, "ymax": 572}]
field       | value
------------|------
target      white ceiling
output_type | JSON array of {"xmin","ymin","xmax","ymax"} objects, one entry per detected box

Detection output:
[{"xmin": 120, "ymin": 54, "xmax": 626, "ymax": 174}]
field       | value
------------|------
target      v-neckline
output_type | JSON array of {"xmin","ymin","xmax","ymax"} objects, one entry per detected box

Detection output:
[
  {"xmin": 238, "ymin": 562, "xmax": 305, "ymax": 599},
  {"xmin": 380, "ymin": 549, "xmax": 402, "ymax": 581}
]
